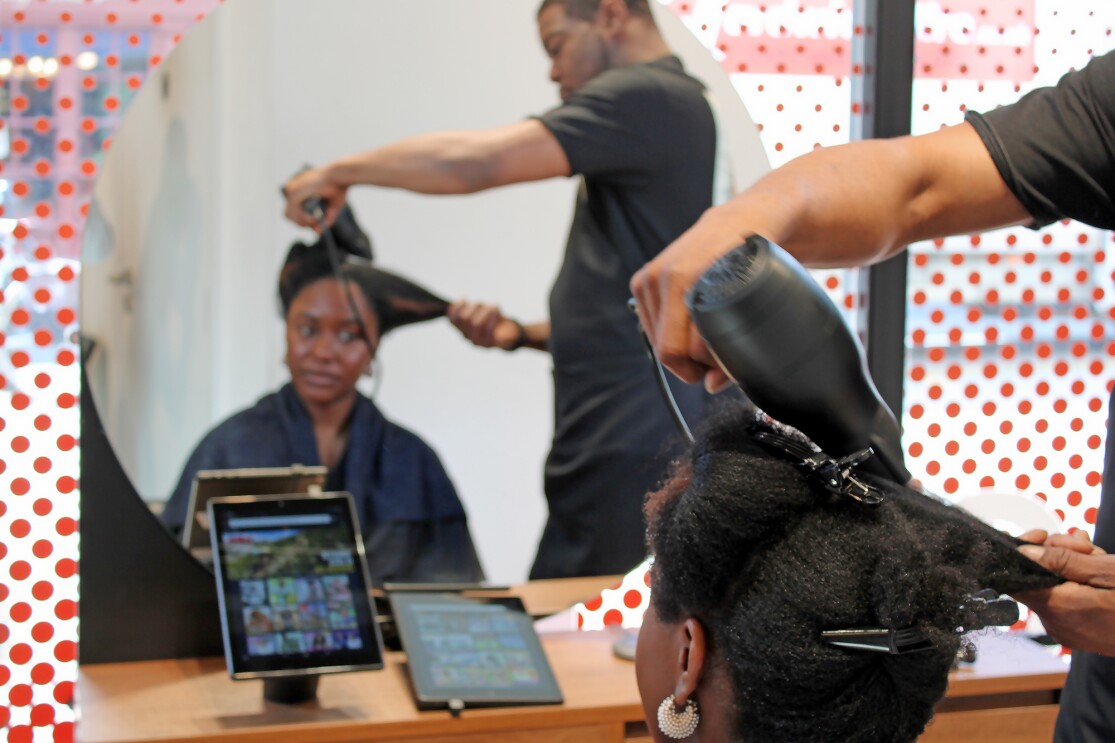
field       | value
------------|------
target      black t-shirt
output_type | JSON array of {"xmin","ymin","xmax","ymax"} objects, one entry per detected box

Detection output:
[
  {"xmin": 966, "ymin": 51, "xmax": 1115, "ymax": 230},
  {"xmin": 538, "ymin": 55, "xmax": 719, "ymax": 365},
  {"xmin": 967, "ymin": 50, "xmax": 1115, "ymax": 743},
  {"xmin": 529, "ymin": 56, "xmax": 721, "ymax": 578}
]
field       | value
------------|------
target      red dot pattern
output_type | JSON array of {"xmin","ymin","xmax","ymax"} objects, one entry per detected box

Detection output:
[
  {"xmin": 661, "ymin": 0, "xmax": 857, "ymax": 172},
  {"xmin": 662, "ymin": 0, "xmax": 863, "ymax": 318},
  {"xmin": 904, "ymin": 3, "xmax": 1115, "ymax": 535},
  {"xmin": 0, "ymin": 1, "xmax": 221, "ymax": 737},
  {"xmin": 574, "ymin": 561, "xmax": 651, "ymax": 630}
]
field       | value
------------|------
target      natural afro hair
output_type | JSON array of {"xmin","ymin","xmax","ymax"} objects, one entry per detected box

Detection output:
[{"xmin": 645, "ymin": 404, "xmax": 1060, "ymax": 743}]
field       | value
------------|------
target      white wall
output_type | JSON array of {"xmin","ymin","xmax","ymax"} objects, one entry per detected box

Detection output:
[
  {"xmin": 83, "ymin": 12, "xmax": 222, "ymax": 502},
  {"xmin": 267, "ymin": 0, "xmax": 573, "ymax": 584},
  {"xmin": 83, "ymin": 0, "xmax": 768, "ymax": 584}
]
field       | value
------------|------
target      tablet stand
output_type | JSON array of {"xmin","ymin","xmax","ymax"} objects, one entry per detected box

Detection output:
[{"xmin": 263, "ymin": 675, "xmax": 320, "ymax": 704}]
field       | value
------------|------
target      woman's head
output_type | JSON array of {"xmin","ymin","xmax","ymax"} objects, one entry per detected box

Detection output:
[
  {"xmin": 636, "ymin": 405, "xmax": 1060, "ymax": 742},
  {"xmin": 282, "ymin": 270, "xmax": 379, "ymax": 409},
  {"xmin": 277, "ymin": 217, "xmax": 449, "ymax": 407}
]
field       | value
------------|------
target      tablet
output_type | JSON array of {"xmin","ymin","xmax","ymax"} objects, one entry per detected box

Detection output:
[
  {"xmin": 389, "ymin": 592, "xmax": 563, "ymax": 709},
  {"xmin": 208, "ymin": 492, "xmax": 384, "ymax": 679},
  {"xmin": 182, "ymin": 465, "xmax": 328, "ymax": 552}
]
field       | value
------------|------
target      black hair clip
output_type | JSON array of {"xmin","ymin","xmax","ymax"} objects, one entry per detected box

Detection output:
[
  {"xmin": 753, "ymin": 429, "xmax": 883, "ymax": 507},
  {"xmin": 959, "ymin": 588, "xmax": 1019, "ymax": 631},
  {"xmin": 821, "ymin": 591, "xmax": 1019, "ymax": 657},
  {"xmin": 821, "ymin": 626, "xmax": 932, "ymax": 655}
]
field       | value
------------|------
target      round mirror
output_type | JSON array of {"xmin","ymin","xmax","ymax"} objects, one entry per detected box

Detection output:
[{"xmin": 80, "ymin": 0, "xmax": 769, "ymax": 584}]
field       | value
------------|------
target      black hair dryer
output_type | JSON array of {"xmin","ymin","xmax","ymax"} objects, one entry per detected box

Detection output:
[{"xmin": 688, "ymin": 235, "xmax": 911, "ymax": 484}]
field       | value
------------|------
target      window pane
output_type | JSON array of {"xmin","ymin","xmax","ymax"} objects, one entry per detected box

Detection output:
[{"xmin": 903, "ymin": 0, "xmax": 1115, "ymax": 537}]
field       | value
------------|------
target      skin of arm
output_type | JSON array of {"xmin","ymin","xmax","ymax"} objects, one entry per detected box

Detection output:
[
  {"xmin": 512, "ymin": 321, "xmax": 551, "ymax": 352},
  {"xmin": 282, "ymin": 119, "xmax": 572, "ymax": 228},
  {"xmin": 448, "ymin": 300, "xmax": 550, "ymax": 352},
  {"xmin": 629, "ymin": 121, "xmax": 1033, "ymax": 388}
]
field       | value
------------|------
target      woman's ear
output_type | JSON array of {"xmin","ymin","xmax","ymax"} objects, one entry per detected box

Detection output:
[{"xmin": 673, "ymin": 617, "xmax": 708, "ymax": 705}]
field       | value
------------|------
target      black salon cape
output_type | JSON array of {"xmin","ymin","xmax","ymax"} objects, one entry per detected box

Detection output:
[{"xmin": 162, "ymin": 384, "xmax": 484, "ymax": 585}]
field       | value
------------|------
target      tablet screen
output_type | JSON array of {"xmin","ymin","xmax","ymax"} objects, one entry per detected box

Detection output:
[
  {"xmin": 390, "ymin": 592, "xmax": 563, "ymax": 708},
  {"xmin": 209, "ymin": 493, "xmax": 384, "ymax": 678}
]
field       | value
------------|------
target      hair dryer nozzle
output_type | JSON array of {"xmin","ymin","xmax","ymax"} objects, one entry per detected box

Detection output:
[{"xmin": 688, "ymin": 235, "xmax": 910, "ymax": 484}]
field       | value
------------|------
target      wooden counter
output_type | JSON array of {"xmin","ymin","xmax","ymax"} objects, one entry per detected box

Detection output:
[{"xmin": 78, "ymin": 579, "xmax": 1068, "ymax": 743}]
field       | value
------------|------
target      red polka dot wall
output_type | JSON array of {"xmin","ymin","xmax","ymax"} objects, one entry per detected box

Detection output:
[
  {"xmin": 904, "ymin": 1, "xmax": 1115, "ymax": 535},
  {"xmin": 0, "ymin": 1, "xmax": 223, "ymax": 739}
]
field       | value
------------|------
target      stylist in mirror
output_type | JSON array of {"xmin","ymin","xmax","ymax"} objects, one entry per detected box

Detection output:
[
  {"xmin": 283, "ymin": 0, "xmax": 727, "ymax": 580},
  {"xmin": 162, "ymin": 208, "xmax": 484, "ymax": 585}
]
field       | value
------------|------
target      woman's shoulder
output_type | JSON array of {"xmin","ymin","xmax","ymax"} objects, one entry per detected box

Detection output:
[
  {"xmin": 358, "ymin": 396, "xmax": 445, "ymax": 464},
  {"xmin": 197, "ymin": 388, "xmax": 289, "ymax": 445},
  {"xmin": 379, "ymin": 412, "xmax": 442, "ymax": 456}
]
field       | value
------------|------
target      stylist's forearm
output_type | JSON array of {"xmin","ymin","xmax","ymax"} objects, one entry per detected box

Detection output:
[
  {"xmin": 326, "ymin": 133, "xmax": 492, "ymax": 195},
  {"xmin": 680, "ymin": 123, "xmax": 1026, "ymax": 270},
  {"xmin": 629, "ymin": 138, "xmax": 924, "ymax": 382},
  {"xmin": 705, "ymin": 141, "xmax": 919, "ymax": 268}
]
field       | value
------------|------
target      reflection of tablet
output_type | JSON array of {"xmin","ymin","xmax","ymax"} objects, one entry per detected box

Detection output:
[
  {"xmin": 182, "ymin": 466, "xmax": 327, "ymax": 552},
  {"xmin": 389, "ymin": 592, "xmax": 563, "ymax": 709},
  {"xmin": 208, "ymin": 493, "xmax": 384, "ymax": 679}
]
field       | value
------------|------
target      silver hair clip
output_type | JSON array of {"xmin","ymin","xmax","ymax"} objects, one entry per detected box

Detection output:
[
  {"xmin": 820, "ymin": 626, "xmax": 931, "ymax": 655},
  {"xmin": 821, "ymin": 589, "xmax": 1020, "ymax": 657},
  {"xmin": 753, "ymin": 429, "xmax": 883, "ymax": 507},
  {"xmin": 958, "ymin": 588, "xmax": 1019, "ymax": 631}
]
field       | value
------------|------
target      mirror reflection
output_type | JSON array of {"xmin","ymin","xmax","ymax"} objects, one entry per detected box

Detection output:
[{"xmin": 81, "ymin": 0, "xmax": 768, "ymax": 584}]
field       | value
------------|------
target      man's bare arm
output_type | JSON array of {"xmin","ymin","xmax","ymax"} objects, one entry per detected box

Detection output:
[
  {"xmin": 283, "ymin": 120, "xmax": 571, "ymax": 227},
  {"xmin": 631, "ymin": 122, "xmax": 1033, "ymax": 386}
]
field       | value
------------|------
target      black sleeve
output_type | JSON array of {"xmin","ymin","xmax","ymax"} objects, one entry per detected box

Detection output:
[
  {"xmin": 965, "ymin": 50, "xmax": 1115, "ymax": 230},
  {"xmin": 535, "ymin": 69, "xmax": 664, "ymax": 181}
]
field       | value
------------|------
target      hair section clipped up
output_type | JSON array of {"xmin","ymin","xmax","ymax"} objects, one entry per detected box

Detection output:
[{"xmin": 644, "ymin": 403, "xmax": 1061, "ymax": 743}]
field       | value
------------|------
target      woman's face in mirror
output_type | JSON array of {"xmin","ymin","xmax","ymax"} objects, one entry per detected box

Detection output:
[{"xmin": 284, "ymin": 277, "xmax": 379, "ymax": 407}]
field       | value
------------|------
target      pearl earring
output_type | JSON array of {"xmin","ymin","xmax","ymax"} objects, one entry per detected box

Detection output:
[{"xmin": 657, "ymin": 694, "xmax": 699, "ymax": 739}]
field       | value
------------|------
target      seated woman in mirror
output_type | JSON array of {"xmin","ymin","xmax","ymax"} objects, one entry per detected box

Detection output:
[
  {"xmin": 634, "ymin": 405, "xmax": 1060, "ymax": 742},
  {"xmin": 162, "ymin": 215, "xmax": 483, "ymax": 584}
]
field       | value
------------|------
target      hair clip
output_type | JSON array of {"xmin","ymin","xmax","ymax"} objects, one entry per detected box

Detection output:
[
  {"xmin": 959, "ymin": 588, "xmax": 1019, "ymax": 631},
  {"xmin": 820, "ymin": 626, "xmax": 932, "ymax": 655},
  {"xmin": 753, "ymin": 429, "xmax": 883, "ymax": 507}
]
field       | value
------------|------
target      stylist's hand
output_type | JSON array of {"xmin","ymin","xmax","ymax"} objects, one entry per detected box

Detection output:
[
  {"xmin": 630, "ymin": 211, "xmax": 751, "ymax": 393},
  {"xmin": 448, "ymin": 301, "xmax": 524, "ymax": 351},
  {"xmin": 1019, "ymin": 529, "xmax": 1106, "ymax": 558},
  {"xmin": 282, "ymin": 165, "xmax": 348, "ymax": 230},
  {"xmin": 1014, "ymin": 530, "xmax": 1115, "ymax": 657}
]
